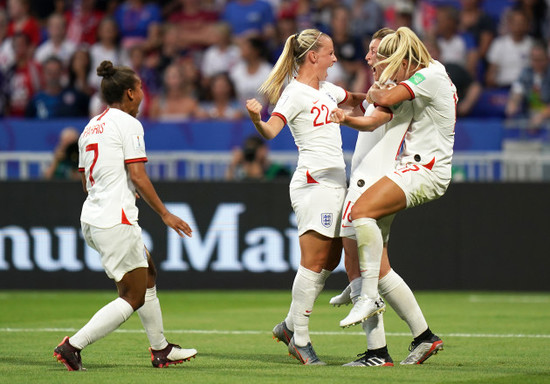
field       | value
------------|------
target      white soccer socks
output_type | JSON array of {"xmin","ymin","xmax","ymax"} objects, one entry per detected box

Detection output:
[
  {"xmin": 353, "ymin": 217, "xmax": 383, "ymax": 300},
  {"xmin": 339, "ymin": 218, "xmax": 385, "ymax": 327},
  {"xmin": 137, "ymin": 286, "xmax": 169, "ymax": 350},
  {"xmin": 379, "ymin": 269, "xmax": 428, "ymax": 338},
  {"xmin": 363, "ymin": 312, "xmax": 387, "ymax": 350},
  {"xmin": 70, "ymin": 297, "xmax": 134, "ymax": 350},
  {"xmin": 289, "ymin": 265, "xmax": 328, "ymax": 347}
]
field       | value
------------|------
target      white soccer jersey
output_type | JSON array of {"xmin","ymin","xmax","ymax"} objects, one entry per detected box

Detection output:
[
  {"xmin": 272, "ymin": 79, "xmax": 348, "ymax": 187},
  {"xmin": 349, "ymin": 100, "xmax": 412, "ymax": 190},
  {"xmin": 78, "ymin": 107, "xmax": 148, "ymax": 228},
  {"xmin": 399, "ymin": 60, "xmax": 457, "ymax": 180}
]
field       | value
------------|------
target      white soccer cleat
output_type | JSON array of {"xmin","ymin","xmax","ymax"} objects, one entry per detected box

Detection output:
[
  {"xmin": 150, "ymin": 343, "xmax": 197, "ymax": 368},
  {"xmin": 339, "ymin": 296, "xmax": 385, "ymax": 328},
  {"xmin": 400, "ymin": 335, "xmax": 443, "ymax": 365},
  {"xmin": 329, "ymin": 284, "xmax": 352, "ymax": 307}
]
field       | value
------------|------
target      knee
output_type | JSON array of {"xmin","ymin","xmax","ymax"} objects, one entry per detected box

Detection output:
[
  {"xmin": 350, "ymin": 205, "xmax": 370, "ymax": 221},
  {"xmin": 121, "ymin": 291, "xmax": 146, "ymax": 310}
]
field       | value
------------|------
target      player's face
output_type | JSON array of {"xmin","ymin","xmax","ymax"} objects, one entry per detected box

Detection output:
[
  {"xmin": 365, "ymin": 38, "xmax": 381, "ymax": 80},
  {"xmin": 129, "ymin": 77, "xmax": 144, "ymax": 117},
  {"xmin": 315, "ymin": 36, "xmax": 337, "ymax": 79}
]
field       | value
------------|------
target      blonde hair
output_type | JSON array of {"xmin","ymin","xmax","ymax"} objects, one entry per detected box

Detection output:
[
  {"xmin": 259, "ymin": 29, "xmax": 325, "ymax": 104},
  {"xmin": 375, "ymin": 27, "xmax": 433, "ymax": 84},
  {"xmin": 372, "ymin": 27, "xmax": 395, "ymax": 41}
]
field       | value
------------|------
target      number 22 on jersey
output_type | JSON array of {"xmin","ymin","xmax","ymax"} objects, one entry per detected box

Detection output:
[{"xmin": 311, "ymin": 103, "xmax": 331, "ymax": 127}]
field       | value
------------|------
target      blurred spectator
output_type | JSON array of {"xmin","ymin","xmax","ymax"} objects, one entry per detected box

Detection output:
[
  {"xmin": 34, "ymin": 13, "xmax": 77, "ymax": 66},
  {"xmin": 0, "ymin": 8, "xmax": 14, "ymax": 72},
  {"xmin": 506, "ymin": 42, "xmax": 550, "ymax": 129},
  {"xmin": 128, "ymin": 44, "xmax": 160, "ymax": 98},
  {"xmin": 4, "ymin": 32, "xmax": 41, "ymax": 117},
  {"xmin": 459, "ymin": 0, "xmax": 496, "ymax": 64},
  {"xmin": 505, "ymin": 0, "xmax": 547, "ymax": 40},
  {"xmin": 200, "ymin": 22, "xmax": 240, "ymax": 81},
  {"xmin": 67, "ymin": 46, "xmax": 94, "ymax": 96},
  {"xmin": 226, "ymin": 134, "xmax": 290, "ymax": 180},
  {"xmin": 435, "ymin": 5, "xmax": 478, "ymax": 78},
  {"xmin": 200, "ymin": 72, "xmax": 243, "ymax": 120},
  {"xmin": 149, "ymin": 62, "xmax": 206, "ymax": 120},
  {"xmin": 44, "ymin": 126, "xmax": 80, "ymax": 180},
  {"xmin": 166, "ymin": 0, "xmax": 219, "ymax": 53},
  {"xmin": 269, "ymin": 15, "xmax": 297, "ymax": 63},
  {"xmin": 113, "ymin": 0, "xmax": 162, "ymax": 50},
  {"xmin": 330, "ymin": 5, "xmax": 367, "ymax": 92},
  {"xmin": 6, "ymin": 0, "xmax": 41, "ymax": 47},
  {"xmin": 64, "ymin": 0, "xmax": 105, "ymax": 46},
  {"xmin": 25, "ymin": 56, "xmax": 89, "ymax": 118},
  {"xmin": 344, "ymin": 0, "xmax": 384, "ymax": 39},
  {"xmin": 384, "ymin": 0, "xmax": 419, "ymax": 34},
  {"xmin": 88, "ymin": 17, "xmax": 128, "ymax": 91},
  {"xmin": 486, "ymin": 9, "xmax": 534, "ymax": 88},
  {"xmin": 155, "ymin": 23, "xmax": 185, "ymax": 75},
  {"xmin": 229, "ymin": 36, "xmax": 272, "ymax": 111},
  {"xmin": 221, "ymin": 0, "xmax": 276, "ymax": 41},
  {"xmin": 425, "ymin": 36, "xmax": 482, "ymax": 117}
]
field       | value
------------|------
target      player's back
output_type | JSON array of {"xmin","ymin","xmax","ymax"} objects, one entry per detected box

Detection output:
[{"xmin": 78, "ymin": 108, "xmax": 144, "ymax": 228}]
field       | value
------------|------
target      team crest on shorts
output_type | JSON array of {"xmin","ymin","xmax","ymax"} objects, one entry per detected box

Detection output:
[{"xmin": 321, "ymin": 213, "xmax": 333, "ymax": 228}]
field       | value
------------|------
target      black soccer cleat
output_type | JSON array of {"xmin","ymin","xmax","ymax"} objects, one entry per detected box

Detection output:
[{"xmin": 53, "ymin": 336, "xmax": 86, "ymax": 371}]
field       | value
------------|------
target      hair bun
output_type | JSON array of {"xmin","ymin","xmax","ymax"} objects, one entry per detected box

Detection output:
[{"xmin": 97, "ymin": 60, "xmax": 116, "ymax": 78}]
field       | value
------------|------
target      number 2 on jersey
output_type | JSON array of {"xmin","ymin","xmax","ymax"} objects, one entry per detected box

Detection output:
[
  {"xmin": 311, "ymin": 104, "xmax": 331, "ymax": 127},
  {"xmin": 85, "ymin": 143, "xmax": 98, "ymax": 186}
]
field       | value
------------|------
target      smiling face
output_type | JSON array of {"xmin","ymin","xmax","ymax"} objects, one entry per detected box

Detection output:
[
  {"xmin": 312, "ymin": 35, "xmax": 337, "ymax": 80},
  {"xmin": 366, "ymin": 38, "xmax": 382, "ymax": 81}
]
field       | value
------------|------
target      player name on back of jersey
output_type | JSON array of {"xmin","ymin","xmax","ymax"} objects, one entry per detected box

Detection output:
[{"xmin": 82, "ymin": 122, "xmax": 105, "ymax": 137}]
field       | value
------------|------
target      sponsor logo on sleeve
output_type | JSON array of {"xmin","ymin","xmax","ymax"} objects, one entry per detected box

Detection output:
[{"xmin": 408, "ymin": 73, "xmax": 426, "ymax": 85}]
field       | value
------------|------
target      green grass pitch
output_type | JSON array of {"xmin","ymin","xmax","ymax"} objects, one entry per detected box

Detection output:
[{"xmin": 0, "ymin": 290, "xmax": 549, "ymax": 384}]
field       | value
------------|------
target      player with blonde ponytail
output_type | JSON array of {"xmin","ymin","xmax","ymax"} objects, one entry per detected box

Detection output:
[
  {"xmin": 246, "ymin": 29, "xmax": 365, "ymax": 365},
  {"xmin": 337, "ymin": 27, "xmax": 457, "ymax": 365}
]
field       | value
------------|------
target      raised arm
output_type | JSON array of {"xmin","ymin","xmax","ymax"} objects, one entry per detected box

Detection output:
[
  {"xmin": 331, "ymin": 106, "xmax": 392, "ymax": 132},
  {"xmin": 340, "ymin": 91, "xmax": 368, "ymax": 109},
  {"xmin": 246, "ymin": 99, "xmax": 286, "ymax": 140},
  {"xmin": 367, "ymin": 83, "xmax": 412, "ymax": 106}
]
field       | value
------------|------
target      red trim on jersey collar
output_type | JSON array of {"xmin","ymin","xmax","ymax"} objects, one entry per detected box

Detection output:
[
  {"xmin": 97, "ymin": 108, "xmax": 109, "ymax": 121},
  {"xmin": 272, "ymin": 112, "xmax": 287, "ymax": 125},
  {"xmin": 306, "ymin": 170, "xmax": 318, "ymax": 184},
  {"xmin": 399, "ymin": 82, "xmax": 415, "ymax": 100},
  {"xmin": 125, "ymin": 157, "xmax": 148, "ymax": 164}
]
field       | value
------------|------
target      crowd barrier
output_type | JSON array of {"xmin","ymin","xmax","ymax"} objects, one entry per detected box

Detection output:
[{"xmin": 0, "ymin": 181, "xmax": 548, "ymax": 291}]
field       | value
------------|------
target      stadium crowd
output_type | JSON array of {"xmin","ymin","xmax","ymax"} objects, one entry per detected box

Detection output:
[{"xmin": 0, "ymin": 0, "xmax": 549, "ymax": 124}]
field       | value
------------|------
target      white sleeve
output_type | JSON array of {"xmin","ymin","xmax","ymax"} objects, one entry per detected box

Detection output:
[
  {"xmin": 401, "ymin": 66, "xmax": 438, "ymax": 100},
  {"xmin": 122, "ymin": 118, "xmax": 147, "ymax": 163},
  {"xmin": 272, "ymin": 88, "xmax": 301, "ymax": 124}
]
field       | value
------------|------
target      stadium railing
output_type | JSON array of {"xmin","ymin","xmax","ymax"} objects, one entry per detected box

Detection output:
[{"xmin": 2, "ymin": 150, "xmax": 550, "ymax": 182}]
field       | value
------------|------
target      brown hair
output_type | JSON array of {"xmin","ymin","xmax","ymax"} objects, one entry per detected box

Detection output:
[{"xmin": 96, "ymin": 60, "xmax": 138, "ymax": 105}]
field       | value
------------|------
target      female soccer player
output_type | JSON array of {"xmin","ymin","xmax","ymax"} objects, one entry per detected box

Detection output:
[
  {"xmin": 245, "ymin": 29, "xmax": 364, "ymax": 365},
  {"xmin": 53, "ymin": 61, "xmax": 197, "ymax": 371},
  {"xmin": 338, "ymin": 26, "xmax": 456, "ymax": 364},
  {"xmin": 330, "ymin": 27, "xmax": 445, "ymax": 366}
]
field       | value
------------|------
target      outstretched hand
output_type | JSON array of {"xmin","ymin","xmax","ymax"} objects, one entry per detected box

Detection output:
[{"xmin": 161, "ymin": 212, "xmax": 192, "ymax": 238}]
